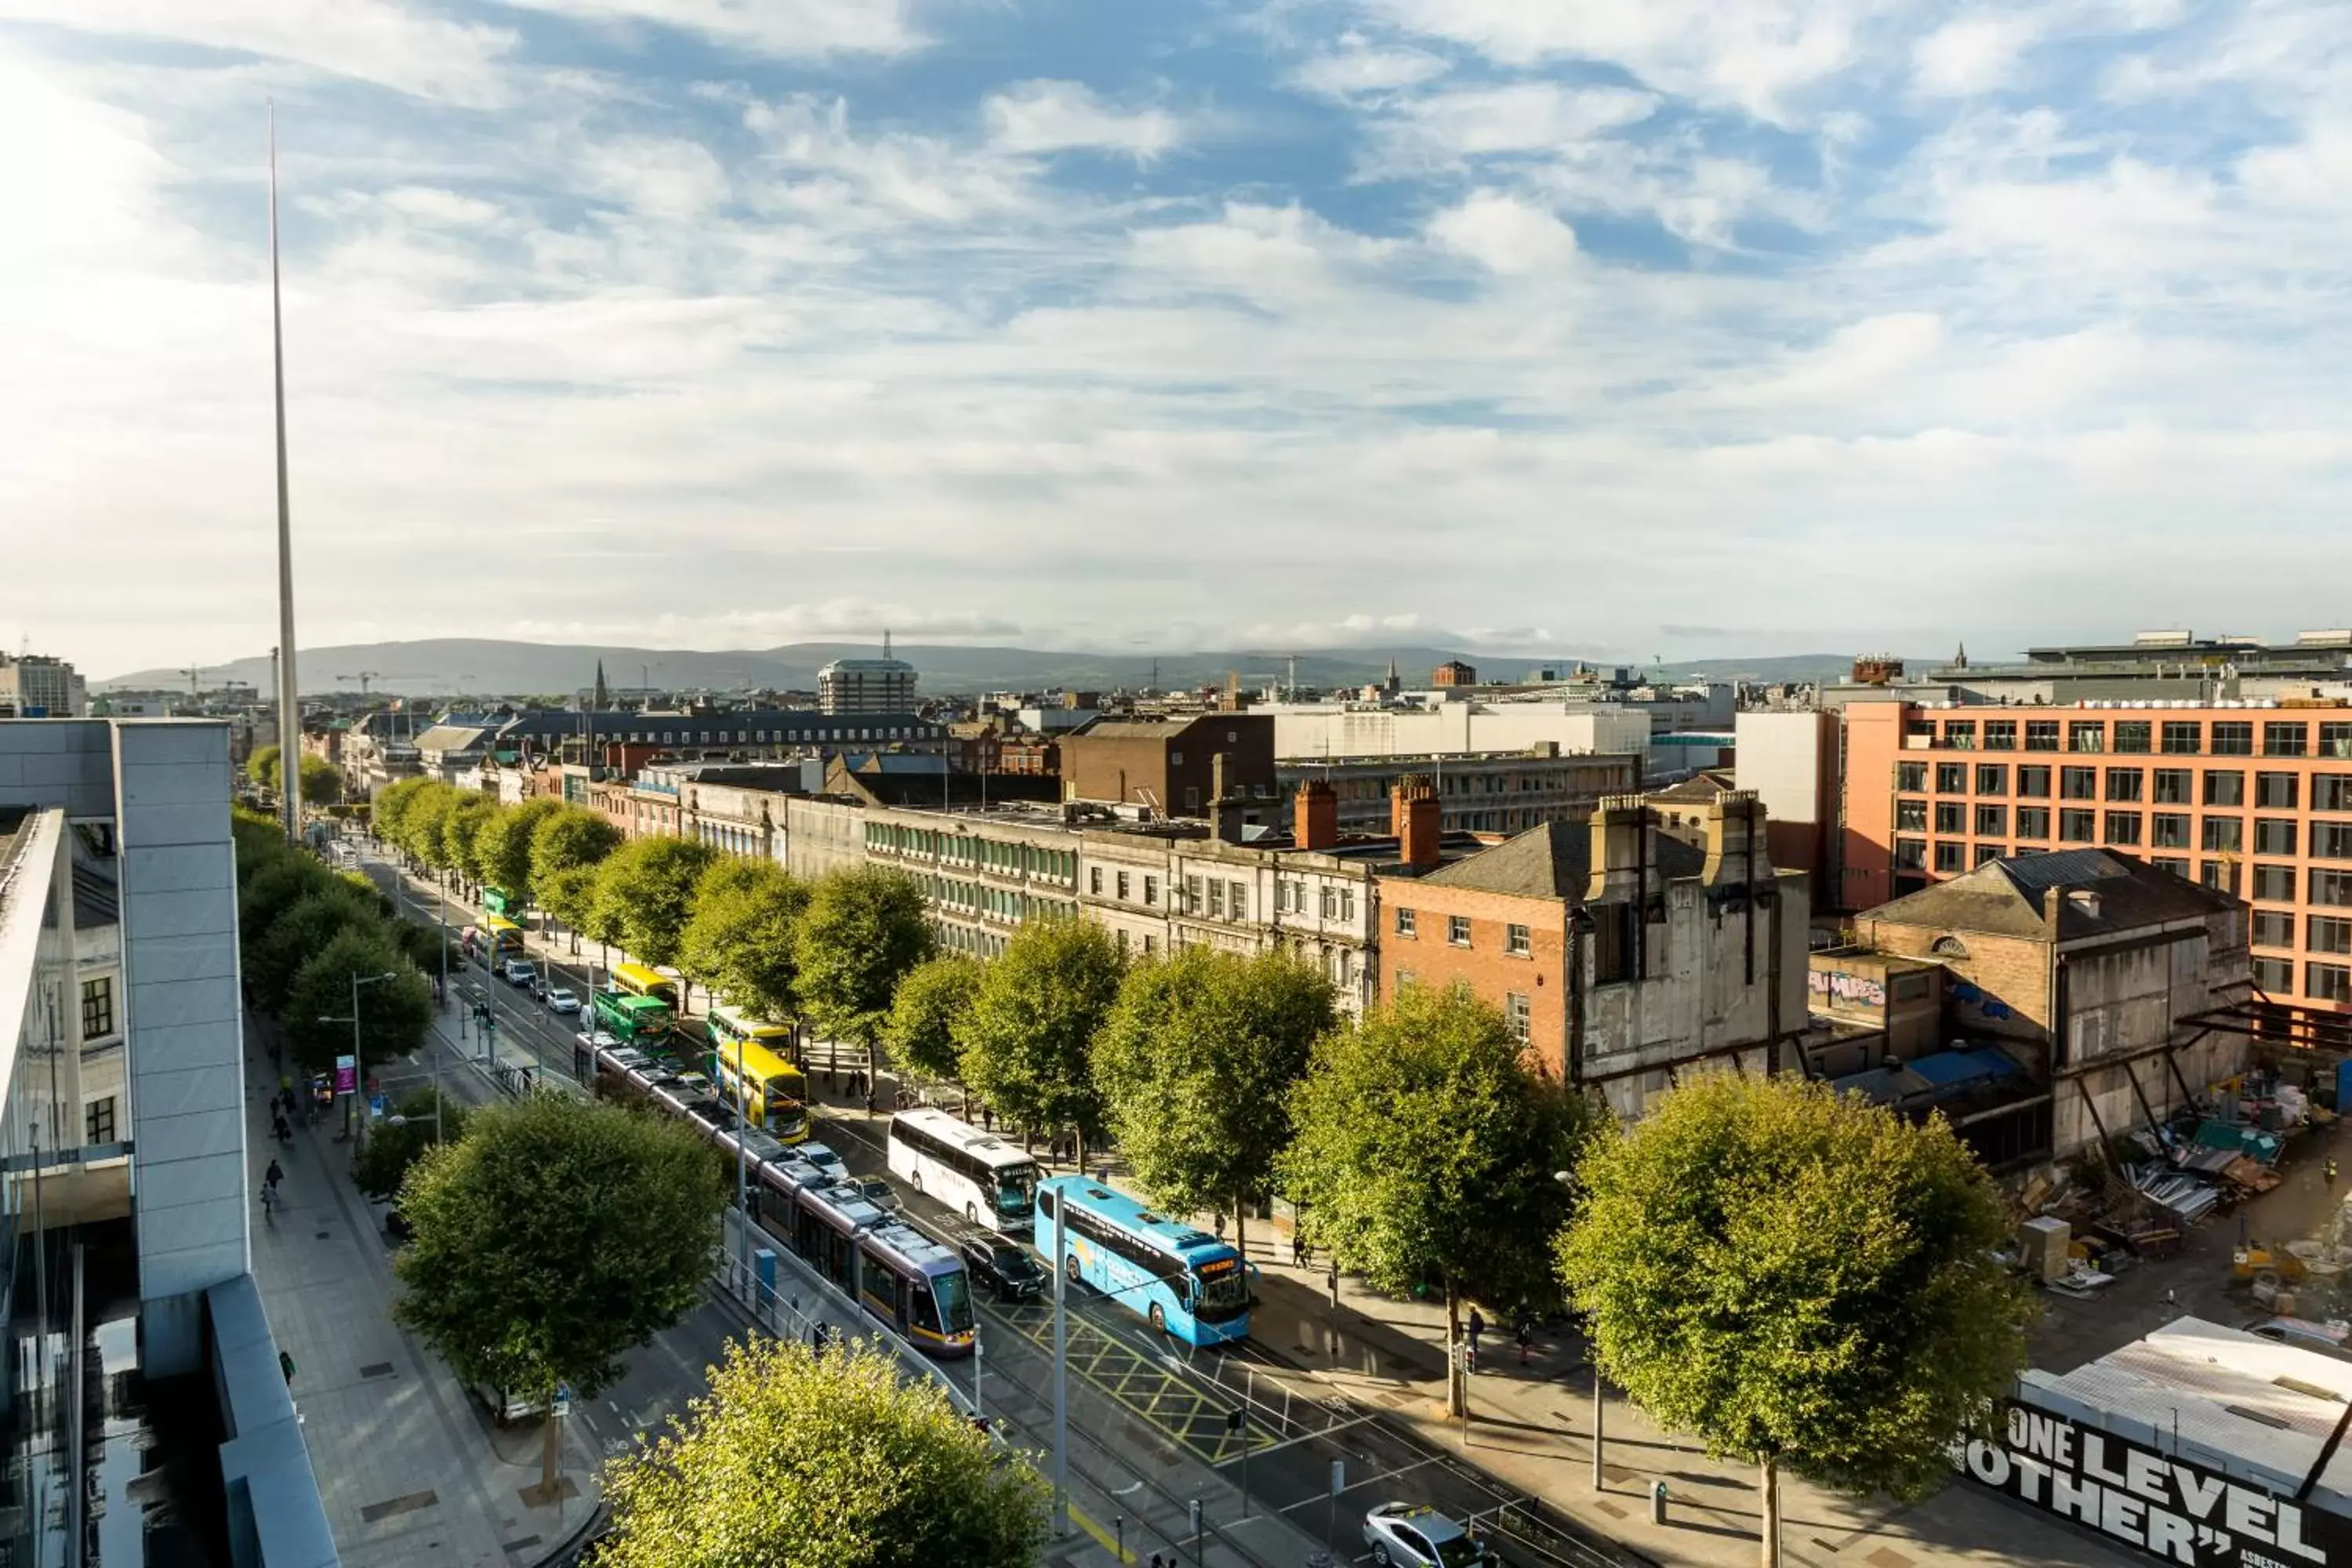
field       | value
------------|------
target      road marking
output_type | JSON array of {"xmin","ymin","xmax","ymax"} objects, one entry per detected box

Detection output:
[
  {"xmin": 1068, "ymin": 1503, "xmax": 1134, "ymax": 1564},
  {"xmin": 1218, "ymin": 1410, "xmax": 1378, "ymax": 1463}
]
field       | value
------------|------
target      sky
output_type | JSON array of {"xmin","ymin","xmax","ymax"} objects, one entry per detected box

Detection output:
[{"xmin": 5, "ymin": 1, "xmax": 2350, "ymax": 679}]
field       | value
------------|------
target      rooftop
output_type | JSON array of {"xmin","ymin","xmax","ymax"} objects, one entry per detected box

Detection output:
[
  {"xmin": 1415, "ymin": 818, "xmax": 1706, "ymax": 900},
  {"xmin": 1863, "ymin": 848, "xmax": 2242, "ymax": 941}
]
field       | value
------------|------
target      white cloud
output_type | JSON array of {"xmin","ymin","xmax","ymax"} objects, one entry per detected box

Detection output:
[
  {"xmin": 1912, "ymin": 15, "xmax": 2045, "ymax": 96},
  {"xmin": 578, "ymin": 135, "xmax": 730, "ymax": 218},
  {"xmin": 1374, "ymin": 82, "xmax": 1660, "ymax": 168},
  {"xmin": 492, "ymin": 0, "xmax": 921, "ymax": 58},
  {"xmin": 381, "ymin": 186, "xmax": 506, "ymax": 227},
  {"xmin": 1287, "ymin": 37, "xmax": 1451, "ymax": 99},
  {"xmin": 983, "ymin": 81, "xmax": 1181, "ymax": 160},
  {"xmin": 1427, "ymin": 191, "xmax": 1578, "ymax": 274}
]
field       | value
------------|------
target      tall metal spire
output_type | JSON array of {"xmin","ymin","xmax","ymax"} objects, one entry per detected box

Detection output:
[{"xmin": 270, "ymin": 103, "xmax": 302, "ymax": 841}]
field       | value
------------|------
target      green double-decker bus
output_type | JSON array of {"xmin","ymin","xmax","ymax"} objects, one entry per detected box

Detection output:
[{"xmin": 592, "ymin": 989, "xmax": 673, "ymax": 1047}]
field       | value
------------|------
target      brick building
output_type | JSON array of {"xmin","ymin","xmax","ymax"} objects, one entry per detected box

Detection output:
[
  {"xmin": 1432, "ymin": 661, "xmax": 1477, "ymax": 688},
  {"xmin": 1059, "ymin": 713, "xmax": 1275, "ymax": 819},
  {"xmin": 1276, "ymin": 745, "xmax": 1638, "ymax": 837}
]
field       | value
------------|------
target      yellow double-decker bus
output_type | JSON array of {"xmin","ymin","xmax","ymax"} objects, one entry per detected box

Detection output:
[
  {"xmin": 707, "ymin": 1004, "xmax": 808, "ymax": 1143},
  {"xmin": 608, "ymin": 962, "xmax": 679, "ymax": 1009},
  {"xmin": 476, "ymin": 915, "xmax": 525, "ymax": 958}
]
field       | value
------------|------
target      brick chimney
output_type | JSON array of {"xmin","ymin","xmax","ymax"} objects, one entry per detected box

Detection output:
[
  {"xmin": 1584, "ymin": 794, "xmax": 1657, "ymax": 902},
  {"xmin": 1296, "ymin": 778, "xmax": 1339, "ymax": 851},
  {"xmin": 1210, "ymin": 752, "xmax": 1244, "ymax": 844},
  {"xmin": 1700, "ymin": 790, "xmax": 1773, "ymax": 887},
  {"xmin": 1393, "ymin": 775, "xmax": 1440, "ymax": 871}
]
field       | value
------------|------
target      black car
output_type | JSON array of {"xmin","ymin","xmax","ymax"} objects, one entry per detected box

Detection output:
[{"xmin": 959, "ymin": 1235, "xmax": 1046, "ymax": 1302}]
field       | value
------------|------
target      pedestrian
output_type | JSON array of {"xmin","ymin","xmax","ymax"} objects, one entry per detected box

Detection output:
[
  {"xmin": 272, "ymin": 1112, "xmax": 292, "ymax": 1146},
  {"xmin": 265, "ymin": 1157, "xmax": 284, "ymax": 1193},
  {"xmin": 981, "ymin": 1104, "xmax": 993, "ymax": 1132},
  {"xmin": 1214, "ymin": 1211, "xmax": 1226, "ymax": 1240},
  {"xmin": 1516, "ymin": 1319, "xmax": 1533, "ymax": 1366},
  {"xmin": 2329, "ymin": 1158, "xmax": 2339, "ymax": 1189},
  {"xmin": 279, "ymin": 1349, "xmax": 296, "ymax": 1385},
  {"xmin": 1291, "ymin": 1231, "xmax": 1307, "ymax": 1268}
]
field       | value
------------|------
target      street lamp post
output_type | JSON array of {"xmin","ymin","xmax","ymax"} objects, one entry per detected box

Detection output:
[{"xmin": 320, "ymin": 971, "xmax": 398, "ymax": 1145}]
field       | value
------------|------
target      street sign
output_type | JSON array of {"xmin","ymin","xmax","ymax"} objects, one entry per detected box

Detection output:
[
  {"xmin": 368, "ymin": 1093, "xmax": 387, "ymax": 1120},
  {"xmin": 1330, "ymin": 1459, "xmax": 1345, "ymax": 1497}
]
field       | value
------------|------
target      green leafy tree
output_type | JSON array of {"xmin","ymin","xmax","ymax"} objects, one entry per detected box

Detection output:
[
  {"xmin": 532, "ymin": 807, "xmax": 623, "ymax": 953},
  {"xmin": 599, "ymin": 1339, "xmax": 1047, "ymax": 1568},
  {"xmin": 1281, "ymin": 982, "xmax": 1593, "ymax": 1417},
  {"xmin": 1094, "ymin": 946, "xmax": 1334, "ymax": 1258},
  {"xmin": 540, "ymin": 865, "xmax": 601, "ymax": 956},
  {"xmin": 394, "ymin": 1094, "xmax": 724, "ymax": 1495},
  {"xmin": 371, "ymin": 776, "xmax": 432, "ymax": 846},
  {"xmin": 882, "ymin": 953, "xmax": 984, "ymax": 1087},
  {"xmin": 1557, "ymin": 1075, "xmax": 2034, "ymax": 1562},
  {"xmin": 245, "ymin": 744, "xmax": 282, "ymax": 795},
  {"xmin": 245, "ymin": 746, "xmax": 340, "ymax": 806},
  {"xmin": 352, "ymin": 1087, "xmax": 469, "ymax": 1201},
  {"xmin": 281, "ymin": 928, "xmax": 434, "ymax": 1078},
  {"xmin": 442, "ymin": 794, "xmax": 500, "ymax": 895},
  {"xmin": 400, "ymin": 782, "xmax": 461, "ymax": 872},
  {"xmin": 246, "ymin": 884, "xmax": 386, "ymax": 1014},
  {"xmin": 791, "ymin": 866, "xmax": 935, "ymax": 1059},
  {"xmin": 589, "ymin": 835, "xmax": 718, "ymax": 982},
  {"xmin": 678, "ymin": 860, "xmax": 808, "ymax": 1022},
  {"xmin": 956, "ymin": 917, "xmax": 1123, "ymax": 1169},
  {"xmin": 474, "ymin": 798, "xmax": 562, "ymax": 905}
]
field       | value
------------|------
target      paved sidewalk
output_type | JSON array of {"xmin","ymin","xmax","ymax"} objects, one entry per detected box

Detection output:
[{"xmin": 245, "ymin": 1020, "xmax": 603, "ymax": 1568}]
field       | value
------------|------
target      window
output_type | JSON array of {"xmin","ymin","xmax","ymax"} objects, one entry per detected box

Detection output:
[
  {"xmin": 1207, "ymin": 880, "xmax": 1225, "ymax": 918},
  {"xmin": 1975, "ymin": 804, "xmax": 2007, "ymax": 837},
  {"xmin": 2312, "ymin": 964, "xmax": 2352, "ymax": 1003},
  {"xmin": 1170, "ymin": 750, "xmax": 1184, "ymax": 767},
  {"xmin": 1974, "ymin": 844, "xmax": 2005, "ymax": 866},
  {"xmin": 2256, "ymin": 819, "xmax": 2299, "ymax": 857},
  {"xmin": 2069, "ymin": 722, "xmax": 2106, "ymax": 753},
  {"xmin": 2254, "ymin": 956, "xmax": 2294, "ymax": 993},
  {"xmin": 1976, "ymin": 764, "xmax": 2008, "ymax": 795},
  {"xmin": 2205, "ymin": 771, "xmax": 2246, "ymax": 808},
  {"xmin": 2314, "ymin": 869, "xmax": 2352, "ymax": 907},
  {"xmin": 2061, "ymin": 767, "xmax": 2098, "ymax": 800},
  {"xmin": 1944, "ymin": 720, "xmax": 1976, "ymax": 749},
  {"xmin": 1448, "ymin": 915, "xmax": 1472, "ymax": 947},
  {"xmin": 1089, "ymin": 866, "xmax": 1102, "ymax": 895},
  {"xmin": 2018, "ymin": 766, "xmax": 2052, "ymax": 798},
  {"xmin": 1935, "ymin": 801, "xmax": 1965, "ymax": 833},
  {"xmin": 1507, "ymin": 923, "xmax": 1531, "ymax": 957},
  {"xmin": 2153, "ymin": 856, "xmax": 2191, "ymax": 879},
  {"xmin": 2204, "ymin": 817, "xmax": 2243, "ymax": 853},
  {"xmin": 1504, "ymin": 993, "xmax": 1531, "ymax": 1043},
  {"xmin": 1116, "ymin": 872, "xmax": 1131, "ymax": 901},
  {"xmin": 1896, "ymin": 799, "xmax": 1928, "ymax": 832},
  {"xmin": 2114, "ymin": 721, "xmax": 2152, "ymax": 755},
  {"xmin": 2161, "ymin": 720, "xmax": 2203, "ymax": 755},
  {"xmin": 2310, "ymin": 916, "xmax": 2352, "ymax": 955},
  {"xmin": 1985, "ymin": 720, "xmax": 2016, "ymax": 750},
  {"xmin": 2104, "ymin": 811, "xmax": 2143, "ymax": 847},
  {"xmin": 1894, "ymin": 838, "xmax": 1927, "ymax": 870},
  {"xmin": 2319, "ymin": 822, "xmax": 2352, "ymax": 861},
  {"xmin": 2105, "ymin": 768, "xmax": 2144, "ymax": 803},
  {"xmin": 1936, "ymin": 763, "xmax": 1966, "ymax": 794},
  {"xmin": 1395, "ymin": 970, "xmax": 1417, "ymax": 991},
  {"xmin": 2257, "ymin": 773, "xmax": 2301, "ymax": 809},
  {"xmin": 2205, "ymin": 860, "xmax": 2243, "ymax": 897},
  {"xmin": 80, "ymin": 976, "xmax": 113, "ymax": 1040},
  {"xmin": 1142, "ymin": 934, "xmax": 1156, "ymax": 956},
  {"xmin": 2016, "ymin": 807, "xmax": 2051, "ymax": 840},
  {"xmin": 1143, "ymin": 875, "xmax": 1159, "ymax": 907},
  {"xmin": 2026, "ymin": 720, "xmax": 2060, "ymax": 752},
  {"xmin": 2253, "ymin": 910, "xmax": 2296, "ymax": 947},
  {"xmin": 2212, "ymin": 722, "xmax": 2254, "ymax": 756},
  {"xmin": 1896, "ymin": 760, "xmax": 1928, "ymax": 793},
  {"xmin": 1935, "ymin": 841, "xmax": 1965, "ymax": 873},
  {"xmin": 2325, "ymin": 724, "xmax": 2352, "ymax": 760},
  {"xmin": 1229, "ymin": 881, "xmax": 1247, "ymax": 919},
  {"xmin": 2153, "ymin": 813, "xmax": 2192, "ymax": 848},
  {"xmin": 2266, "ymin": 722, "xmax": 2310, "ymax": 758},
  {"xmin": 1182, "ymin": 875, "xmax": 1201, "ymax": 914},
  {"xmin": 2318, "ymin": 775, "xmax": 2352, "ymax": 812},
  {"xmin": 2154, "ymin": 768, "xmax": 2193, "ymax": 804},
  {"xmin": 2252, "ymin": 865, "xmax": 2298, "ymax": 902},
  {"xmin": 1394, "ymin": 906, "xmax": 1416, "ymax": 938},
  {"xmin": 2060, "ymin": 809, "xmax": 2097, "ymax": 843}
]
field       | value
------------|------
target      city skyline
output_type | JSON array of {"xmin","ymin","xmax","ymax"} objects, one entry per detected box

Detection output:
[{"xmin": 9, "ymin": 1, "xmax": 2348, "ymax": 673}]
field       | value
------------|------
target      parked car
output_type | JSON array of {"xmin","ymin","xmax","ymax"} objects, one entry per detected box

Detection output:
[
  {"xmin": 958, "ymin": 1234, "xmax": 1046, "ymax": 1301},
  {"xmin": 527, "ymin": 972, "xmax": 550, "ymax": 1000},
  {"xmin": 501, "ymin": 959, "xmax": 535, "ymax": 986},
  {"xmin": 1363, "ymin": 1502, "xmax": 1492, "ymax": 1567},
  {"xmin": 858, "ymin": 1177, "xmax": 902, "ymax": 1214},
  {"xmin": 798, "ymin": 1142, "xmax": 848, "ymax": 1183},
  {"xmin": 2245, "ymin": 1316, "xmax": 2352, "ymax": 1359},
  {"xmin": 544, "ymin": 986, "xmax": 581, "ymax": 1014},
  {"xmin": 473, "ymin": 1379, "xmax": 546, "ymax": 1428}
]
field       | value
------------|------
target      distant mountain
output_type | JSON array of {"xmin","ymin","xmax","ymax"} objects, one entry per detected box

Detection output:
[{"xmin": 100, "ymin": 639, "xmax": 1878, "ymax": 698}]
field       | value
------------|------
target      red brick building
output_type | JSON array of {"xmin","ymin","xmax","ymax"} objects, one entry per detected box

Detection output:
[{"xmin": 1059, "ymin": 714, "xmax": 1273, "ymax": 818}]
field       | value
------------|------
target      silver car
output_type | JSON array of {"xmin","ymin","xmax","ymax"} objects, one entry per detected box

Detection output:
[{"xmin": 1363, "ymin": 1502, "xmax": 1493, "ymax": 1567}]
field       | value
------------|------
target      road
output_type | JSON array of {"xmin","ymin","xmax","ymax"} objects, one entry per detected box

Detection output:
[{"xmin": 354, "ymin": 836, "xmax": 1643, "ymax": 1568}]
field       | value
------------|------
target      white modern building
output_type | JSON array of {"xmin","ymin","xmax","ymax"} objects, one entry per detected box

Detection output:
[
  {"xmin": 0, "ymin": 653, "xmax": 86, "ymax": 718},
  {"xmin": 818, "ymin": 658, "xmax": 919, "ymax": 717},
  {"xmin": 1265, "ymin": 701, "xmax": 1653, "ymax": 770}
]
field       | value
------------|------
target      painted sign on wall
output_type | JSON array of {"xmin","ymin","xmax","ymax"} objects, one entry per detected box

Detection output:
[
  {"xmin": 1807, "ymin": 970, "xmax": 1886, "ymax": 1008},
  {"xmin": 1958, "ymin": 1399, "xmax": 2347, "ymax": 1567}
]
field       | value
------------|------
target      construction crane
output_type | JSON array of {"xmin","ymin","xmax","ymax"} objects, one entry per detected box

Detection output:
[
  {"xmin": 336, "ymin": 671, "xmax": 421, "ymax": 697},
  {"xmin": 176, "ymin": 664, "xmax": 210, "ymax": 698}
]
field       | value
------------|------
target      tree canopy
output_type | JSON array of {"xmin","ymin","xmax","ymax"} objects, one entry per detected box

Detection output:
[
  {"xmin": 1094, "ymin": 946, "xmax": 1334, "ymax": 1254},
  {"xmin": 598, "ymin": 1340, "xmax": 1047, "ymax": 1568},
  {"xmin": 247, "ymin": 745, "xmax": 341, "ymax": 806},
  {"xmin": 881, "ymin": 953, "xmax": 984, "ymax": 1087},
  {"xmin": 531, "ymin": 804, "xmax": 622, "ymax": 890},
  {"xmin": 791, "ymin": 866, "xmax": 936, "ymax": 1051},
  {"xmin": 281, "ymin": 927, "xmax": 434, "ymax": 1076},
  {"xmin": 678, "ymin": 859, "xmax": 809, "ymax": 1022},
  {"xmin": 474, "ymin": 797, "xmax": 562, "ymax": 903},
  {"xmin": 352, "ymin": 1086, "xmax": 469, "ymax": 1201},
  {"xmin": 956, "ymin": 917, "xmax": 1123, "ymax": 1158},
  {"xmin": 441, "ymin": 794, "xmax": 500, "ymax": 889},
  {"xmin": 590, "ymin": 834, "xmax": 719, "ymax": 971},
  {"xmin": 1556, "ymin": 1073, "xmax": 2033, "ymax": 1514}
]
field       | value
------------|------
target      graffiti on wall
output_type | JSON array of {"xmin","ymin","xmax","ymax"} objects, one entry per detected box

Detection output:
[{"xmin": 1808, "ymin": 970, "xmax": 1886, "ymax": 1008}]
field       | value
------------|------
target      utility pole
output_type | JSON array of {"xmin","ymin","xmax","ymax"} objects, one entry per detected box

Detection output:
[
  {"xmin": 268, "ymin": 103, "xmax": 301, "ymax": 844},
  {"xmin": 1052, "ymin": 1194, "xmax": 1069, "ymax": 1539}
]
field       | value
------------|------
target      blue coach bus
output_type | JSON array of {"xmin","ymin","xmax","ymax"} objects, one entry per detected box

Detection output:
[{"xmin": 1034, "ymin": 1177, "xmax": 1250, "ymax": 1347}]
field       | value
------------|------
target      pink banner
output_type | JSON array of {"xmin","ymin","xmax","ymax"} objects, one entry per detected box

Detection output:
[{"xmin": 334, "ymin": 1054, "xmax": 358, "ymax": 1095}]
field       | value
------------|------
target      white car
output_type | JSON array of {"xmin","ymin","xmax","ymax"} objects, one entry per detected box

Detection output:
[
  {"xmin": 798, "ymin": 1142, "xmax": 848, "ymax": 1182},
  {"xmin": 1363, "ymin": 1502, "xmax": 1493, "ymax": 1567},
  {"xmin": 544, "ymin": 987, "xmax": 581, "ymax": 1014}
]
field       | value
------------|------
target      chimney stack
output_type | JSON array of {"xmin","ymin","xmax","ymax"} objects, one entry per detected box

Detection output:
[
  {"xmin": 1296, "ymin": 777, "xmax": 1339, "ymax": 851},
  {"xmin": 1700, "ymin": 790, "xmax": 1773, "ymax": 887},
  {"xmin": 1210, "ymin": 752, "xmax": 1244, "ymax": 843},
  {"xmin": 1393, "ymin": 775, "xmax": 1441, "ymax": 870},
  {"xmin": 1585, "ymin": 794, "xmax": 1657, "ymax": 903}
]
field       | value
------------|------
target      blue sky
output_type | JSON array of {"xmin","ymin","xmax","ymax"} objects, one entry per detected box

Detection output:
[{"xmin": 5, "ymin": 0, "xmax": 2349, "ymax": 677}]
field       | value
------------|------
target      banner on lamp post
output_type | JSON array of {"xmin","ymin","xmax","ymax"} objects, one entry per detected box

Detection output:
[{"xmin": 335, "ymin": 1054, "xmax": 358, "ymax": 1095}]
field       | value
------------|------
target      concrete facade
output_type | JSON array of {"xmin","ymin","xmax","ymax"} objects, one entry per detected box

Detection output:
[
  {"xmin": 1268, "ymin": 702, "xmax": 1653, "ymax": 768},
  {"xmin": 1059, "ymin": 713, "xmax": 1276, "ymax": 818},
  {"xmin": 1276, "ymin": 747, "xmax": 1639, "ymax": 837}
]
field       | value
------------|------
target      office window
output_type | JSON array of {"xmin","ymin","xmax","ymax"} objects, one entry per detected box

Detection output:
[
  {"xmin": 2256, "ymin": 819, "xmax": 2299, "ymax": 857},
  {"xmin": 2114, "ymin": 721, "xmax": 2152, "ymax": 755},
  {"xmin": 2204, "ymin": 817, "xmax": 2244, "ymax": 853},
  {"xmin": 2154, "ymin": 768, "xmax": 2194, "ymax": 804},
  {"xmin": 2311, "ymin": 964, "xmax": 2352, "ymax": 1003},
  {"xmin": 2318, "ymin": 822, "xmax": 2352, "ymax": 861},
  {"xmin": 1976, "ymin": 764, "xmax": 2008, "ymax": 795},
  {"xmin": 2103, "ymin": 811, "xmax": 2142, "ymax": 846},
  {"xmin": 1934, "ymin": 840, "xmax": 1965, "ymax": 873},
  {"xmin": 1507, "ymin": 923, "xmax": 1531, "ymax": 957},
  {"xmin": 1896, "ymin": 760, "xmax": 1928, "ymax": 793},
  {"xmin": 2310, "ymin": 916, "xmax": 2352, "ymax": 955},
  {"xmin": 1448, "ymin": 915, "xmax": 1472, "ymax": 947},
  {"xmin": 2205, "ymin": 860, "xmax": 2243, "ymax": 896},
  {"xmin": 1974, "ymin": 844, "xmax": 2005, "ymax": 866},
  {"xmin": 1896, "ymin": 799, "xmax": 1928, "ymax": 832},
  {"xmin": 80, "ymin": 976, "xmax": 114, "ymax": 1040},
  {"xmin": 1229, "ymin": 881, "xmax": 1247, "ymax": 919},
  {"xmin": 2152, "ymin": 856, "xmax": 2190, "ymax": 879},
  {"xmin": 2257, "ymin": 773, "xmax": 2301, "ymax": 809},
  {"xmin": 1116, "ymin": 872, "xmax": 1131, "ymax": 901},
  {"xmin": 2016, "ymin": 806, "xmax": 2051, "ymax": 840},
  {"xmin": 2253, "ymin": 957, "xmax": 2293, "ymax": 993},
  {"xmin": 2212, "ymin": 722, "xmax": 2255, "ymax": 756},
  {"xmin": 1943, "ymin": 720, "xmax": 1976, "ymax": 749},
  {"xmin": 1936, "ymin": 762, "xmax": 1966, "ymax": 794},
  {"xmin": 2060, "ymin": 809, "xmax": 2096, "ymax": 844},
  {"xmin": 2266, "ymin": 722, "xmax": 2310, "ymax": 758},
  {"xmin": 2323, "ymin": 723, "xmax": 2352, "ymax": 760},
  {"xmin": 1935, "ymin": 801, "xmax": 1965, "ymax": 833},
  {"xmin": 1985, "ymin": 720, "xmax": 2016, "ymax": 750},
  {"xmin": 2152, "ymin": 813, "xmax": 2191, "ymax": 849},
  {"xmin": 85, "ymin": 1097, "xmax": 115, "ymax": 1145},
  {"xmin": 2105, "ymin": 768, "xmax": 2144, "ymax": 803},
  {"xmin": 2026, "ymin": 720, "xmax": 2060, "ymax": 752},
  {"xmin": 2252, "ymin": 864, "xmax": 2298, "ymax": 902},
  {"xmin": 2205, "ymin": 771, "xmax": 2246, "ymax": 808},
  {"xmin": 2161, "ymin": 721, "xmax": 2203, "ymax": 755},
  {"xmin": 2253, "ymin": 909, "xmax": 2297, "ymax": 947},
  {"xmin": 2061, "ymin": 767, "xmax": 2098, "ymax": 800},
  {"xmin": 2069, "ymin": 722, "xmax": 2107, "ymax": 753},
  {"xmin": 1975, "ymin": 804, "xmax": 2007, "ymax": 837},
  {"xmin": 1894, "ymin": 838, "xmax": 1927, "ymax": 870},
  {"xmin": 2018, "ymin": 766, "xmax": 2052, "ymax": 798},
  {"xmin": 2314, "ymin": 869, "xmax": 2352, "ymax": 907},
  {"xmin": 2318, "ymin": 775, "xmax": 2352, "ymax": 812}
]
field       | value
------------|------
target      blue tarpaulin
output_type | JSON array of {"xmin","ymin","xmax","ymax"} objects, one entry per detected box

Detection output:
[{"xmin": 1905, "ymin": 1047, "xmax": 2020, "ymax": 1089}]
